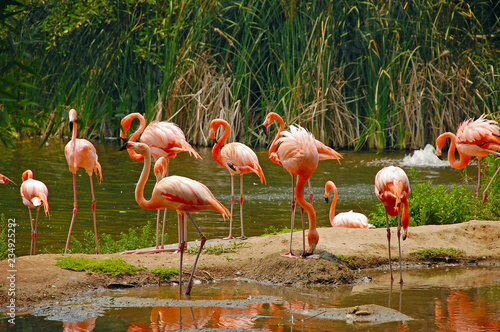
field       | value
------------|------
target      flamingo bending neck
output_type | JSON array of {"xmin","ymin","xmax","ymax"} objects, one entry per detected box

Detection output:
[{"xmin": 435, "ymin": 132, "xmax": 471, "ymax": 169}]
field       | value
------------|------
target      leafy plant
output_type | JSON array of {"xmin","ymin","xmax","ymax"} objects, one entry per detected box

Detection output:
[
  {"xmin": 410, "ymin": 248, "xmax": 465, "ymax": 260},
  {"xmin": 56, "ymin": 257, "xmax": 144, "ymax": 276},
  {"xmin": 0, "ymin": 214, "xmax": 7, "ymax": 260},
  {"xmin": 261, "ymin": 225, "xmax": 302, "ymax": 236},
  {"xmin": 186, "ymin": 241, "xmax": 248, "ymax": 255},
  {"xmin": 151, "ymin": 267, "xmax": 179, "ymax": 281}
]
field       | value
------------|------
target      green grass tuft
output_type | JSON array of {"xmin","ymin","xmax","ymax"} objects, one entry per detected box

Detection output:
[
  {"xmin": 410, "ymin": 248, "xmax": 465, "ymax": 260},
  {"xmin": 261, "ymin": 225, "xmax": 302, "ymax": 236},
  {"xmin": 56, "ymin": 257, "xmax": 145, "ymax": 276},
  {"xmin": 151, "ymin": 267, "xmax": 179, "ymax": 280},
  {"xmin": 186, "ymin": 241, "xmax": 248, "ymax": 255}
]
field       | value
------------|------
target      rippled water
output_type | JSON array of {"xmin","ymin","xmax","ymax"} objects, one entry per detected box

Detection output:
[{"xmin": 0, "ymin": 140, "xmax": 466, "ymax": 256}]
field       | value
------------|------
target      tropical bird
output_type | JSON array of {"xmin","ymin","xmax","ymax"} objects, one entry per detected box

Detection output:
[
  {"xmin": 0, "ymin": 173, "xmax": 17, "ymax": 185},
  {"xmin": 263, "ymin": 112, "xmax": 340, "ymax": 257},
  {"xmin": 121, "ymin": 112, "xmax": 202, "ymax": 249},
  {"xmin": 209, "ymin": 119, "xmax": 266, "ymax": 239},
  {"xmin": 120, "ymin": 141, "xmax": 231, "ymax": 295},
  {"xmin": 435, "ymin": 114, "xmax": 500, "ymax": 202},
  {"xmin": 323, "ymin": 180, "xmax": 374, "ymax": 229},
  {"xmin": 20, "ymin": 170, "xmax": 49, "ymax": 255},
  {"xmin": 374, "ymin": 166, "xmax": 410, "ymax": 283},
  {"xmin": 64, "ymin": 109, "xmax": 102, "ymax": 254},
  {"xmin": 274, "ymin": 125, "xmax": 319, "ymax": 258}
]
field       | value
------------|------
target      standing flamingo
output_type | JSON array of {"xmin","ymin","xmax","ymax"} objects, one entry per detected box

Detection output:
[
  {"xmin": 121, "ymin": 113, "xmax": 201, "ymax": 249},
  {"xmin": 20, "ymin": 170, "xmax": 49, "ymax": 255},
  {"xmin": 120, "ymin": 141, "xmax": 230, "ymax": 295},
  {"xmin": 436, "ymin": 114, "xmax": 500, "ymax": 202},
  {"xmin": 64, "ymin": 109, "xmax": 102, "ymax": 254},
  {"xmin": 274, "ymin": 125, "xmax": 319, "ymax": 258},
  {"xmin": 323, "ymin": 181, "xmax": 374, "ymax": 229},
  {"xmin": 263, "ymin": 112, "xmax": 340, "ymax": 257},
  {"xmin": 209, "ymin": 119, "xmax": 266, "ymax": 239},
  {"xmin": 375, "ymin": 166, "xmax": 410, "ymax": 283},
  {"xmin": 0, "ymin": 173, "xmax": 17, "ymax": 185}
]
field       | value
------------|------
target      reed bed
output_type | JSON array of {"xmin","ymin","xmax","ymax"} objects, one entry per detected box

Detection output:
[{"xmin": 1, "ymin": 0, "xmax": 499, "ymax": 150}]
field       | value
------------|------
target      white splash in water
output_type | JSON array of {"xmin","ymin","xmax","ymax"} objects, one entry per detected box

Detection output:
[{"xmin": 401, "ymin": 144, "xmax": 449, "ymax": 167}]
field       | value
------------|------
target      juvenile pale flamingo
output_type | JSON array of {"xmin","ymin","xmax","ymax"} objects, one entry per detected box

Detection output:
[
  {"xmin": 274, "ymin": 125, "xmax": 319, "ymax": 258},
  {"xmin": 323, "ymin": 180, "xmax": 374, "ymax": 229},
  {"xmin": 64, "ymin": 109, "xmax": 102, "ymax": 254},
  {"xmin": 263, "ymin": 112, "xmax": 340, "ymax": 257},
  {"xmin": 375, "ymin": 166, "xmax": 410, "ymax": 283},
  {"xmin": 0, "ymin": 173, "xmax": 17, "ymax": 185},
  {"xmin": 120, "ymin": 141, "xmax": 230, "ymax": 295},
  {"xmin": 436, "ymin": 114, "xmax": 500, "ymax": 202},
  {"xmin": 121, "ymin": 113, "xmax": 201, "ymax": 249},
  {"xmin": 20, "ymin": 170, "xmax": 49, "ymax": 255},
  {"xmin": 209, "ymin": 119, "xmax": 266, "ymax": 239}
]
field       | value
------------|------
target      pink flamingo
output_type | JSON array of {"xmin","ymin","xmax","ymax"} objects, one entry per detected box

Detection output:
[
  {"xmin": 121, "ymin": 113, "xmax": 201, "ymax": 249},
  {"xmin": 323, "ymin": 180, "xmax": 374, "ymax": 229},
  {"xmin": 20, "ymin": 170, "xmax": 49, "ymax": 255},
  {"xmin": 0, "ymin": 173, "xmax": 17, "ymax": 185},
  {"xmin": 263, "ymin": 112, "xmax": 340, "ymax": 257},
  {"xmin": 121, "ymin": 141, "xmax": 230, "ymax": 295},
  {"xmin": 274, "ymin": 125, "xmax": 319, "ymax": 258},
  {"xmin": 436, "ymin": 114, "xmax": 500, "ymax": 202},
  {"xmin": 375, "ymin": 166, "xmax": 410, "ymax": 283},
  {"xmin": 64, "ymin": 109, "xmax": 102, "ymax": 254},
  {"xmin": 209, "ymin": 119, "xmax": 266, "ymax": 239}
]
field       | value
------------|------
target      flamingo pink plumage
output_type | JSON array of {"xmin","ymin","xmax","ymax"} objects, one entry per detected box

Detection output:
[
  {"xmin": 209, "ymin": 119, "xmax": 266, "ymax": 240},
  {"xmin": 375, "ymin": 166, "xmax": 410, "ymax": 283},
  {"xmin": 323, "ymin": 180, "xmax": 374, "ymax": 229},
  {"xmin": 121, "ymin": 141, "xmax": 230, "ymax": 295},
  {"xmin": 436, "ymin": 114, "xmax": 500, "ymax": 201},
  {"xmin": 275, "ymin": 125, "xmax": 319, "ymax": 258},
  {"xmin": 0, "ymin": 173, "xmax": 17, "ymax": 185},
  {"xmin": 64, "ymin": 109, "xmax": 102, "ymax": 254},
  {"xmin": 20, "ymin": 170, "xmax": 49, "ymax": 255},
  {"xmin": 121, "ymin": 113, "xmax": 201, "ymax": 249}
]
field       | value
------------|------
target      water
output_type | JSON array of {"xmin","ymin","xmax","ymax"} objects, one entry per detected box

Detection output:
[
  {"xmin": 5, "ymin": 265, "xmax": 500, "ymax": 331},
  {"xmin": 0, "ymin": 140, "xmax": 466, "ymax": 256}
]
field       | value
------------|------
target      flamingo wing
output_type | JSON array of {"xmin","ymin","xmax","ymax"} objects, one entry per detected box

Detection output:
[
  {"xmin": 277, "ymin": 125, "xmax": 319, "ymax": 175},
  {"xmin": 143, "ymin": 122, "xmax": 201, "ymax": 160},
  {"xmin": 315, "ymin": 140, "xmax": 343, "ymax": 163},
  {"xmin": 375, "ymin": 166, "xmax": 410, "ymax": 216},
  {"xmin": 332, "ymin": 211, "xmax": 374, "ymax": 229},
  {"xmin": 221, "ymin": 143, "xmax": 266, "ymax": 183},
  {"xmin": 21, "ymin": 179, "xmax": 49, "ymax": 215}
]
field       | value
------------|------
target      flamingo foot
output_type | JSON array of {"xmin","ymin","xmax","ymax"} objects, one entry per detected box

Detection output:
[
  {"xmin": 300, "ymin": 251, "xmax": 316, "ymax": 258},
  {"xmin": 240, "ymin": 235, "xmax": 247, "ymax": 240},
  {"xmin": 282, "ymin": 252, "xmax": 299, "ymax": 258},
  {"xmin": 482, "ymin": 190, "xmax": 488, "ymax": 203},
  {"xmin": 223, "ymin": 235, "xmax": 235, "ymax": 240}
]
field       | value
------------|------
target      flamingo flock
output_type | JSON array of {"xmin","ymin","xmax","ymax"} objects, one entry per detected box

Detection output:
[{"xmin": 3, "ymin": 110, "xmax": 499, "ymax": 291}]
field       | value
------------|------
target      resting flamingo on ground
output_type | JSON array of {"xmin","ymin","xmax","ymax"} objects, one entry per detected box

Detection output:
[
  {"xmin": 375, "ymin": 166, "xmax": 410, "ymax": 284},
  {"xmin": 0, "ymin": 173, "xmax": 17, "ymax": 185},
  {"xmin": 436, "ymin": 114, "xmax": 500, "ymax": 202},
  {"xmin": 64, "ymin": 109, "xmax": 102, "ymax": 254},
  {"xmin": 209, "ymin": 119, "xmax": 266, "ymax": 239},
  {"xmin": 121, "ymin": 113, "xmax": 202, "ymax": 249},
  {"xmin": 273, "ymin": 125, "xmax": 319, "ymax": 258},
  {"xmin": 263, "ymin": 112, "xmax": 340, "ymax": 257},
  {"xmin": 323, "ymin": 180, "xmax": 374, "ymax": 229},
  {"xmin": 20, "ymin": 170, "xmax": 49, "ymax": 255},
  {"xmin": 120, "ymin": 141, "xmax": 231, "ymax": 295}
]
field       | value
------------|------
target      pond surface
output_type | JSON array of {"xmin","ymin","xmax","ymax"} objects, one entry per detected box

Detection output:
[
  {"xmin": 5, "ymin": 265, "xmax": 500, "ymax": 331},
  {"xmin": 0, "ymin": 139, "xmax": 469, "ymax": 256}
]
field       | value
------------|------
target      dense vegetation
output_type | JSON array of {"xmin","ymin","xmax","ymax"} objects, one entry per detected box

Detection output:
[{"xmin": 1, "ymin": 0, "xmax": 499, "ymax": 149}]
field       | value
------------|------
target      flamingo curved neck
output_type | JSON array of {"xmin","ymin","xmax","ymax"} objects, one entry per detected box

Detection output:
[
  {"xmin": 441, "ymin": 133, "xmax": 471, "ymax": 169},
  {"xmin": 212, "ymin": 121, "xmax": 230, "ymax": 169},
  {"xmin": 269, "ymin": 116, "xmax": 285, "ymax": 157},
  {"xmin": 135, "ymin": 147, "xmax": 158, "ymax": 210},
  {"xmin": 329, "ymin": 187, "xmax": 338, "ymax": 223},
  {"xmin": 127, "ymin": 114, "xmax": 147, "ymax": 162}
]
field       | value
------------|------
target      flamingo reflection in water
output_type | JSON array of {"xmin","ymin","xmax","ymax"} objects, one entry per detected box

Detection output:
[{"xmin": 63, "ymin": 317, "xmax": 96, "ymax": 332}]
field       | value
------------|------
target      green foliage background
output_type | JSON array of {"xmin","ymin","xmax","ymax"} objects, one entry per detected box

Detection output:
[{"xmin": 1, "ymin": 0, "xmax": 499, "ymax": 149}]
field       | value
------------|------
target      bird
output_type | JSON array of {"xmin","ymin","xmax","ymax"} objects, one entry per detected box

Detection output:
[
  {"xmin": 121, "ymin": 112, "xmax": 202, "ymax": 249},
  {"xmin": 120, "ymin": 141, "xmax": 231, "ymax": 295},
  {"xmin": 20, "ymin": 170, "xmax": 49, "ymax": 255},
  {"xmin": 323, "ymin": 180, "xmax": 374, "ymax": 229},
  {"xmin": 374, "ymin": 166, "xmax": 410, "ymax": 283},
  {"xmin": 0, "ymin": 173, "xmax": 17, "ymax": 185},
  {"xmin": 209, "ymin": 119, "xmax": 266, "ymax": 239},
  {"xmin": 274, "ymin": 124, "xmax": 319, "ymax": 258},
  {"xmin": 435, "ymin": 114, "xmax": 500, "ymax": 202},
  {"xmin": 263, "ymin": 112, "xmax": 340, "ymax": 257},
  {"xmin": 64, "ymin": 109, "xmax": 102, "ymax": 254}
]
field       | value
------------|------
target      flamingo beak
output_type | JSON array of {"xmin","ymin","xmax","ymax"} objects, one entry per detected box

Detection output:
[
  {"xmin": 119, "ymin": 139, "xmax": 129, "ymax": 151},
  {"xmin": 402, "ymin": 228, "xmax": 408, "ymax": 241},
  {"xmin": 324, "ymin": 196, "xmax": 329, "ymax": 203}
]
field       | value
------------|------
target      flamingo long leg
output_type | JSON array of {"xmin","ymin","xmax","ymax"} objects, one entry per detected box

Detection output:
[
  {"xmin": 239, "ymin": 174, "xmax": 246, "ymax": 240},
  {"xmin": 89, "ymin": 175, "xmax": 100, "ymax": 254},
  {"xmin": 283, "ymin": 175, "xmax": 298, "ymax": 258},
  {"xmin": 397, "ymin": 208, "xmax": 404, "ymax": 284},
  {"xmin": 155, "ymin": 210, "xmax": 161, "ymax": 249},
  {"xmin": 28, "ymin": 207, "xmax": 34, "ymax": 255},
  {"xmin": 183, "ymin": 213, "xmax": 207, "ymax": 295},
  {"xmin": 33, "ymin": 208, "xmax": 40, "ymax": 255},
  {"xmin": 224, "ymin": 174, "xmax": 235, "ymax": 240},
  {"xmin": 476, "ymin": 158, "xmax": 482, "ymax": 199},
  {"xmin": 481, "ymin": 150, "xmax": 500, "ymax": 202},
  {"xmin": 65, "ymin": 173, "xmax": 78, "ymax": 254},
  {"xmin": 385, "ymin": 211, "xmax": 394, "ymax": 282},
  {"xmin": 161, "ymin": 208, "xmax": 167, "ymax": 249},
  {"xmin": 177, "ymin": 213, "xmax": 185, "ymax": 296}
]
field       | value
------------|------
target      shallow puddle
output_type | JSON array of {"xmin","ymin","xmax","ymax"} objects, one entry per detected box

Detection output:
[{"xmin": 5, "ymin": 265, "xmax": 500, "ymax": 331}]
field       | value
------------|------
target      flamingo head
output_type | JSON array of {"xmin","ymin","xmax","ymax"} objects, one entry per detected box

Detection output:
[
  {"xmin": 120, "ymin": 141, "xmax": 150, "ymax": 156},
  {"xmin": 402, "ymin": 228, "xmax": 408, "ymax": 240},
  {"xmin": 324, "ymin": 180, "xmax": 336, "ymax": 203},
  {"xmin": 0, "ymin": 174, "xmax": 17, "ymax": 186},
  {"xmin": 263, "ymin": 112, "xmax": 280, "ymax": 129},
  {"xmin": 209, "ymin": 119, "xmax": 226, "ymax": 140},
  {"xmin": 22, "ymin": 170, "xmax": 34, "ymax": 182},
  {"xmin": 68, "ymin": 109, "xmax": 77, "ymax": 123},
  {"xmin": 154, "ymin": 157, "xmax": 169, "ymax": 179}
]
